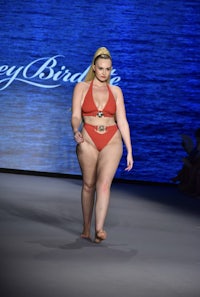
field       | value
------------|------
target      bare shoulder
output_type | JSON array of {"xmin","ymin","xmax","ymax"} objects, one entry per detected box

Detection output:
[
  {"xmin": 109, "ymin": 84, "xmax": 123, "ymax": 98},
  {"xmin": 74, "ymin": 81, "xmax": 90, "ymax": 92},
  {"xmin": 73, "ymin": 82, "xmax": 91, "ymax": 104}
]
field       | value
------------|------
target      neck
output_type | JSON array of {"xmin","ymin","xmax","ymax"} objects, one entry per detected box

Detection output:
[{"xmin": 93, "ymin": 78, "xmax": 107, "ymax": 87}]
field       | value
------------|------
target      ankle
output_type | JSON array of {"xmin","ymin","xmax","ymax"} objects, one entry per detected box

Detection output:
[
  {"xmin": 82, "ymin": 227, "xmax": 91, "ymax": 236},
  {"xmin": 96, "ymin": 230, "xmax": 107, "ymax": 238}
]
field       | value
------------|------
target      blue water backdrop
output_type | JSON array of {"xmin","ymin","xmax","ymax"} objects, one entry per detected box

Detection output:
[{"xmin": 0, "ymin": 0, "xmax": 199, "ymax": 183}]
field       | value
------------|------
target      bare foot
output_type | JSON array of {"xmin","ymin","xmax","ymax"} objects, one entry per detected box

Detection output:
[{"xmin": 94, "ymin": 230, "xmax": 107, "ymax": 243}]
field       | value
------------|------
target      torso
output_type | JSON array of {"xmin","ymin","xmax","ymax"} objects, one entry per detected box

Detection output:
[{"xmin": 81, "ymin": 80, "xmax": 117, "ymax": 126}]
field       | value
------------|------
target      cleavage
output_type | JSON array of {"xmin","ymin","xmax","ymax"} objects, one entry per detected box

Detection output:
[{"xmin": 92, "ymin": 85, "xmax": 109, "ymax": 111}]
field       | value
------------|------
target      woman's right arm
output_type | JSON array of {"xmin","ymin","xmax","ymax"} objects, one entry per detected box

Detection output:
[
  {"xmin": 71, "ymin": 83, "xmax": 83, "ymax": 132},
  {"xmin": 71, "ymin": 83, "xmax": 84, "ymax": 143}
]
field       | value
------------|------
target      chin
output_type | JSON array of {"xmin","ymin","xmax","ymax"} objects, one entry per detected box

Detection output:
[{"xmin": 100, "ymin": 78, "xmax": 108, "ymax": 82}]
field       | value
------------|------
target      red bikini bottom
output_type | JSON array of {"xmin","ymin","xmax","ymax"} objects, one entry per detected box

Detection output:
[{"xmin": 83, "ymin": 123, "xmax": 118, "ymax": 151}]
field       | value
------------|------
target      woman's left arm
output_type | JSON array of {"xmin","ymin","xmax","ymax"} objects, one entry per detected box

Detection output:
[{"xmin": 114, "ymin": 86, "xmax": 134, "ymax": 171}]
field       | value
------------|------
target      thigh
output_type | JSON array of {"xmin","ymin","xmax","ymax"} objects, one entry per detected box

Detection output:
[
  {"xmin": 77, "ymin": 140, "xmax": 99, "ymax": 184},
  {"xmin": 97, "ymin": 138, "xmax": 123, "ymax": 183}
]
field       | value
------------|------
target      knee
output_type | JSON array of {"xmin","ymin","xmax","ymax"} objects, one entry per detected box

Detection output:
[
  {"xmin": 83, "ymin": 182, "xmax": 95, "ymax": 194},
  {"xmin": 96, "ymin": 180, "xmax": 111, "ymax": 194}
]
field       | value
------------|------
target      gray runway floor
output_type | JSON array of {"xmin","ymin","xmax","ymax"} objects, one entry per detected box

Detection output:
[{"xmin": 0, "ymin": 172, "xmax": 200, "ymax": 297}]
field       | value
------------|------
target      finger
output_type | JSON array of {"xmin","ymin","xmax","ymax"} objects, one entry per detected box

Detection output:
[
  {"xmin": 125, "ymin": 165, "xmax": 131, "ymax": 171},
  {"xmin": 125, "ymin": 162, "xmax": 133, "ymax": 171},
  {"xmin": 75, "ymin": 134, "xmax": 84, "ymax": 143}
]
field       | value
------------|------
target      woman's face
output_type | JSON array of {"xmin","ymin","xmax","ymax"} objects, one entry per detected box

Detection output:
[{"xmin": 93, "ymin": 58, "xmax": 112, "ymax": 82}]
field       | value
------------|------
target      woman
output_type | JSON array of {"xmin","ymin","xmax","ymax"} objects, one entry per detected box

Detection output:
[{"xmin": 71, "ymin": 47, "xmax": 134, "ymax": 243}]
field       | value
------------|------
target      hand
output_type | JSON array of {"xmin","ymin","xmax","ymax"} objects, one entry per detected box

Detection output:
[
  {"xmin": 74, "ymin": 131, "xmax": 84, "ymax": 144},
  {"xmin": 125, "ymin": 153, "xmax": 134, "ymax": 171}
]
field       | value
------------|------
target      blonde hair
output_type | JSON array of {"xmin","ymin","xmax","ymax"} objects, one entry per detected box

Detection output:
[{"xmin": 84, "ymin": 47, "xmax": 112, "ymax": 82}]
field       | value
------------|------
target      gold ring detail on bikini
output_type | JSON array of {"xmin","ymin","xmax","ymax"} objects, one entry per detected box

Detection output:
[{"xmin": 95, "ymin": 125, "xmax": 107, "ymax": 132}]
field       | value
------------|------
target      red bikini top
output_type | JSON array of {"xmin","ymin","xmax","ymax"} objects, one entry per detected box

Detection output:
[{"xmin": 82, "ymin": 80, "xmax": 116, "ymax": 118}]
